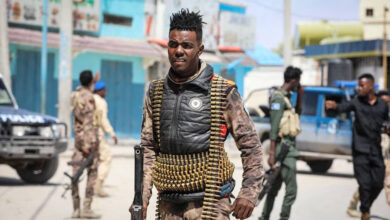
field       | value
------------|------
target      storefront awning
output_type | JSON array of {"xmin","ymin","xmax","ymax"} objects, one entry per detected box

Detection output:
[
  {"xmin": 8, "ymin": 27, "xmax": 165, "ymax": 58},
  {"xmin": 305, "ymin": 39, "xmax": 390, "ymax": 59}
]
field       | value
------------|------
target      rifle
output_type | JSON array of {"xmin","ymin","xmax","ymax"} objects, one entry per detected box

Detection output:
[
  {"xmin": 131, "ymin": 145, "xmax": 144, "ymax": 220},
  {"xmin": 61, "ymin": 151, "xmax": 96, "ymax": 198},
  {"xmin": 258, "ymin": 142, "xmax": 290, "ymax": 202}
]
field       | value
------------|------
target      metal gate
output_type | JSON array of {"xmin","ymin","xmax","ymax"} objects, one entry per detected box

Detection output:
[
  {"xmin": 101, "ymin": 60, "xmax": 143, "ymax": 138},
  {"xmin": 12, "ymin": 49, "xmax": 57, "ymax": 116}
]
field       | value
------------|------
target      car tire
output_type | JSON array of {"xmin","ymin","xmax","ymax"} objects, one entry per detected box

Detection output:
[
  {"xmin": 16, "ymin": 156, "xmax": 59, "ymax": 184},
  {"xmin": 307, "ymin": 160, "xmax": 333, "ymax": 174}
]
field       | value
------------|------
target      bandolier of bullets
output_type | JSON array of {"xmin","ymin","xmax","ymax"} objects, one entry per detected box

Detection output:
[
  {"xmin": 152, "ymin": 151, "xmax": 234, "ymax": 192},
  {"xmin": 151, "ymin": 79, "xmax": 164, "ymax": 220},
  {"xmin": 200, "ymin": 74, "xmax": 233, "ymax": 220},
  {"xmin": 150, "ymin": 75, "xmax": 235, "ymax": 220}
]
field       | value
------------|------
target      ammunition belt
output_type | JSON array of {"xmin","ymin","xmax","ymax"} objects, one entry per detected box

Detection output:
[
  {"xmin": 151, "ymin": 75, "xmax": 233, "ymax": 220},
  {"xmin": 201, "ymin": 74, "xmax": 230, "ymax": 220},
  {"xmin": 151, "ymin": 79, "xmax": 164, "ymax": 220},
  {"xmin": 152, "ymin": 151, "xmax": 234, "ymax": 192}
]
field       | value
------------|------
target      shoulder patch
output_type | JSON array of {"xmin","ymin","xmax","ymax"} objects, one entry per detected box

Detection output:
[{"xmin": 271, "ymin": 103, "xmax": 281, "ymax": 110}]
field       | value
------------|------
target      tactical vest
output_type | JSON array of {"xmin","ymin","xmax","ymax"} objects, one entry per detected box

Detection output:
[
  {"xmin": 150, "ymin": 65, "xmax": 235, "ymax": 220},
  {"xmin": 273, "ymin": 90, "xmax": 301, "ymax": 138}
]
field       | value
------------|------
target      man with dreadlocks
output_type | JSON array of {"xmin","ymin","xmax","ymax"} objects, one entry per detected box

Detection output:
[{"xmin": 129, "ymin": 9, "xmax": 263, "ymax": 220}]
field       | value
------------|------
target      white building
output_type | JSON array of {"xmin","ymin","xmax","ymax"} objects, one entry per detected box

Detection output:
[{"xmin": 360, "ymin": 0, "xmax": 390, "ymax": 40}]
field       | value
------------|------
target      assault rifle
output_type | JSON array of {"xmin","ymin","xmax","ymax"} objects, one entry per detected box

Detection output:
[
  {"xmin": 258, "ymin": 142, "xmax": 290, "ymax": 202},
  {"xmin": 61, "ymin": 151, "xmax": 96, "ymax": 198},
  {"xmin": 131, "ymin": 145, "xmax": 143, "ymax": 220}
]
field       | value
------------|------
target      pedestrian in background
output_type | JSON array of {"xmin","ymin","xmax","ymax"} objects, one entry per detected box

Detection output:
[
  {"xmin": 71, "ymin": 70, "xmax": 101, "ymax": 219},
  {"xmin": 346, "ymin": 89, "xmax": 390, "ymax": 218},
  {"xmin": 259, "ymin": 66, "xmax": 303, "ymax": 220},
  {"xmin": 93, "ymin": 81, "xmax": 118, "ymax": 197},
  {"xmin": 326, "ymin": 74, "xmax": 388, "ymax": 220}
]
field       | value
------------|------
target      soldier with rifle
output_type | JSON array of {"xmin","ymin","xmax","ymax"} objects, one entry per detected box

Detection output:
[
  {"xmin": 69, "ymin": 70, "xmax": 101, "ymax": 219},
  {"xmin": 129, "ymin": 9, "xmax": 264, "ymax": 220},
  {"xmin": 259, "ymin": 66, "xmax": 303, "ymax": 220}
]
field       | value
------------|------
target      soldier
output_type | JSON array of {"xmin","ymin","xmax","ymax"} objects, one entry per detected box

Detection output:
[
  {"xmin": 129, "ymin": 9, "xmax": 264, "ymax": 220},
  {"xmin": 326, "ymin": 74, "xmax": 388, "ymax": 220},
  {"xmin": 71, "ymin": 70, "xmax": 100, "ymax": 219},
  {"xmin": 259, "ymin": 66, "xmax": 302, "ymax": 220},
  {"xmin": 346, "ymin": 90, "xmax": 390, "ymax": 218},
  {"xmin": 93, "ymin": 81, "xmax": 118, "ymax": 197}
]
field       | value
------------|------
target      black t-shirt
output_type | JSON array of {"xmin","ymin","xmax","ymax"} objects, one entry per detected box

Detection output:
[{"xmin": 337, "ymin": 96, "xmax": 389, "ymax": 154}]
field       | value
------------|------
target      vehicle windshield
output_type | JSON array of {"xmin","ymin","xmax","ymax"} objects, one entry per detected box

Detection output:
[
  {"xmin": 0, "ymin": 80, "xmax": 14, "ymax": 106},
  {"xmin": 301, "ymin": 92, "xmax": 318, "ymax": 116}
]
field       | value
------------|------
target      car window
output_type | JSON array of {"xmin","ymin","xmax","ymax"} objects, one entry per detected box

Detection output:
[
  {"xmin": 301, "ymin": 92, "xmax": 318, "ymax": 116},
  {"xmin": 324, "ymin": 95, "xmax": 349, "ymax": 121},
  {"xmin": 0, "ymin": 80, "xmax": 13, "ymax": 106}
]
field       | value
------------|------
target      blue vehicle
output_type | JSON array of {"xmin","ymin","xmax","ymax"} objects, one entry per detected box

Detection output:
[
  {"xmin": 0, "ymin": 75, "xmax": 68, "ymax": 183},
  {"xmin": 246, "ymin": 85, "xmax": 354, "ymax": 173}
]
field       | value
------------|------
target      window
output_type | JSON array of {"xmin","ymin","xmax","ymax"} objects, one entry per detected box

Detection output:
[
  {"xmin": 366, "ymin": 8, "xmax": 374, "ymax": 17},
  {"xmin": 301, "ymin": 93, "xmax": 318, "ymax": 116},
  {"xmin": 103, "ymin": 13, "xmax": 132, "ymax": 27}
]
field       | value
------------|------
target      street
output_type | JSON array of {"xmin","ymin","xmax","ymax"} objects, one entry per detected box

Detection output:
[{"xmin": 0, "ymin": 141, "xmax": 389, "ymax": 220}]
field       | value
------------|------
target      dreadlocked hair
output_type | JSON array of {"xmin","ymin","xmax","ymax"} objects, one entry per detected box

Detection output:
[{"xmin": 169, "ymin": 8, "xmax": 205, "ymax": 43}]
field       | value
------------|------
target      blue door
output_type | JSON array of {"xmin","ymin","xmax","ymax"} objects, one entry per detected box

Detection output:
[
  {"xmin": 12, "ymin": 49, "xmax": 57, "ymax": 116},
  {"xmin": 100, "ymin": 60, "xmax": 143, "ymax": 138}
]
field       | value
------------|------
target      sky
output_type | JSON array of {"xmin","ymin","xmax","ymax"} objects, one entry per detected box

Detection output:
[{"xmin": 230, "ymin": 0, "xmax": 360, "ymax": 50}]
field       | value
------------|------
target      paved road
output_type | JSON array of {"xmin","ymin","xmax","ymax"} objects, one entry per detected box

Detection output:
[{"xmin": 0, "ymin": 143, "xmax": 389, "ymax": 220}]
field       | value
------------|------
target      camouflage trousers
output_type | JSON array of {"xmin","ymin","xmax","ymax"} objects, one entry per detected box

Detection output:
[
  {"xmin": 71, "ymin": 148, "xmax": 99, "ymax": 200},
  {"xmin": 97, "ymin": 137, "xmax": 112, "ymax": 182},
  {"xmin": 158, "ymin": 198, "xmax": 231, "ymax": 220}
]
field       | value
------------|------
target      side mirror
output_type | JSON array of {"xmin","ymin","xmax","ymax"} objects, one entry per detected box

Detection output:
[{"xmin": 259, "ymin": 105, "xmax": 270, "ymax": 118}]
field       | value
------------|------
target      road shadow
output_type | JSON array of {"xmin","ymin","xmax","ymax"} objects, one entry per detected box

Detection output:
[
  {"xmin": 371, "ymin": 215, "xmax": 390, "ymax": 220},
  {"xmin": 0, "ymin": 176, "xmax": 62, "ymax": 186},
  {"xmin": 297, "ymin": 170, "xmax": 354, "ymax": 179}
]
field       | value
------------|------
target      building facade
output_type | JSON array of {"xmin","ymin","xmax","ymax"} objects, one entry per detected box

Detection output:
[
  {"xmin": 360, "ymin": 0, "xmax": 390, "ymax": 40},
  {"xmin": 7, "ymin": 0, "xmax": 163, "ymax": 138}
]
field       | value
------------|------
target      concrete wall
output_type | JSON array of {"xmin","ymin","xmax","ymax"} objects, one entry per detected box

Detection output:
[{"xmin": 353, "ymin": 57, "xmax": 384, "ymax": 88}]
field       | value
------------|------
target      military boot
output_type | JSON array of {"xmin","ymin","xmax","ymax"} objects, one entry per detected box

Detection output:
[
  {"xmin": 81, "ymin": 198, "xmax": 101, "ymax": 219},
  {"xmin": 361, "ymin": 212, "xmax": 370, "ymax": 220},
  {"xmin": 346, "ymin": 190, "xmax": 361, "ymax": 218},
  {"xmin": 95, "ymin": 180, "xmax": 109, "ymax": 197},
  {"xmin": 71, "ymin": 198, "xmax": 81, "ymax": 218}
]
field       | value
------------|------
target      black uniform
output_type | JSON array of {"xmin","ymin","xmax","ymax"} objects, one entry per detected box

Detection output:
[{"xmin": 337, "ymin": 96, "xmax": 388, "ymax": 213}]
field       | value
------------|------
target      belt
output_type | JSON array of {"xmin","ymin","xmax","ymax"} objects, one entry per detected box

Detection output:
[{"xmin": 159, "ymin": 179, "xmax": 236, "ymax": 203}]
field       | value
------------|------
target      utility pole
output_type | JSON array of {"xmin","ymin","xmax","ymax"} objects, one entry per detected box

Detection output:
[
  {"xmin": 41, "ymin": 0, "xmax": 48, "ymax": 114},
  {"xmin": 58, "ymin": 0, "xmax": 73, "ymax": 136},
  {"xmin": 155, "ymin": 0, "xmax": 166, "ymax": 40},
  {"xmin": 383, "ymin": 6, "xmax": 388, "ymax": 89},
  {"xmin": 283, "ymin": 0, "xmax": 292, "ymax": 67},
  {"xmin": 0, "ymin": 0, "xmax": 11, "ymax": 89}
]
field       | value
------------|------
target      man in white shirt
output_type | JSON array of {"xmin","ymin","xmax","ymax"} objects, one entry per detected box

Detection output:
[{"xmin": 93, "ymin": 81, "xmax": 118, "ymax": 197}]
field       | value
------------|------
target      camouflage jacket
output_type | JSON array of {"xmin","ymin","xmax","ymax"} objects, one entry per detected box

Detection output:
[
  {"xmin": 72, "ymin": 86, "xmax": 98, "ymax": 152},
  {"xmin": 140, "ymin": 67, "xmax": 264, "ymax": 206}
]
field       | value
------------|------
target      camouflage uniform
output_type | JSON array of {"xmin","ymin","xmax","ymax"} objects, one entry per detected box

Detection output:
[
  {"xmin": 159, "ymin": 198, "xmax": 231, "ymax": 220},
  {"xmin": 71, "ymin": 86, "xmax": 99, "ymax": 216},
  {"xmin": 261, "ymin": 88, "xmax": 299, "ymax": 220},
  {"xmin": 140, "ymin": 62, "xmax": 264, "ymax": 219}
]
